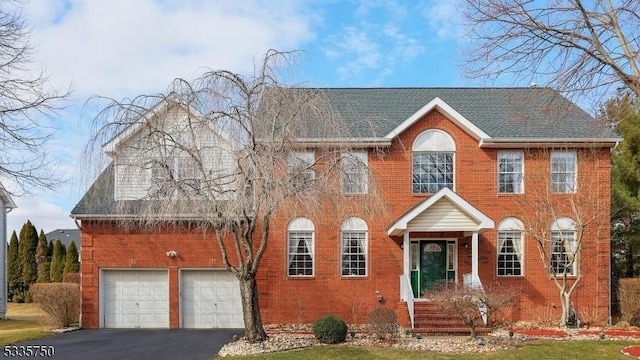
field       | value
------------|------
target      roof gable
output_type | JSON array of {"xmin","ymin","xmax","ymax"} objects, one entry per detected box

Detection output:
[
  {"xmin": 101, "ymin": 94, "xmax": 237, "ymax": 156},
  {"xmin": 385, "ymin": 97, "xmax": 490, "ymax": 141},
  {"xmin": 387, "ymin": 187, "xmax": 494, "ymax": 236}
]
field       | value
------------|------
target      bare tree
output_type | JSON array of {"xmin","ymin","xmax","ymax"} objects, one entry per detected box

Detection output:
[
  {"xmin": 86, "ymin": 50, "xmax": 385, "ymax": 342},
  {"xmin": 462, "ymin": 0, "xmax": 640, "ymax": 101},
  {"xmin": 0, "ymin": 1, "xmax": 68, "ymax": 194},
  {"xmin": 514, "ymin": 148, "xmax": 609, "ymax": 326}
]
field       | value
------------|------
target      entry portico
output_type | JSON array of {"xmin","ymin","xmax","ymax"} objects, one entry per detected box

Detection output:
[{"xmin": 388, "ymin": 188, "xmax": 494, "ymax": 327}]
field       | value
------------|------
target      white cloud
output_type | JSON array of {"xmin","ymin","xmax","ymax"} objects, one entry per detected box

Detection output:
[
  {"xmin": 423, "ymin": 0, "xmax": 465, "ymax": 40},
  {"xmin": 24, "ymin": 0, "xmax": 316, "ymax": 99},
  {"xmin": 7, "ymin": 197, "xmax": 76, "ymax": 235},
  {"xmin": 324, "ymin": 0, "xmax": 425, "ymax": 86}
]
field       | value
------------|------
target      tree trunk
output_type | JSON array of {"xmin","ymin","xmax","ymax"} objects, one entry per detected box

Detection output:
[
  {"xmin": 239, "ymin": 274, "xmax": 267, "ymax": 343},
  {"xmin": 560, "ymin": 291, "xmax": 572, "ymax": 327}
]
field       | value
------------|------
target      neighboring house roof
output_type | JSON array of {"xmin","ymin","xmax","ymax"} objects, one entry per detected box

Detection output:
[
  {"xmin": 45, "ymin": 229, "xmax": 81, "ymax": 248},
  {"xmin": 288, "ymin": 87, "xmax": 620, "ymax": 144},
  {"xmin": 0, "ymin": 183, "xmax": 16, "ymax": 209}
]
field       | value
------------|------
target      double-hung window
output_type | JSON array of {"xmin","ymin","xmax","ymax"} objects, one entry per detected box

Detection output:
[
  {"xmin": 288, "ymin": 151, "xmax": 315, "ymax": 190},
  {"xmin": 341, "ymin": 217, "xmax": 368, "ymax": 276},
  {"xmin": 342, "ymin": 152, "xmax": 368, "ymax": 194},
  {"xmin": 412, "ymin": 129, "xmax": 456, "ymax": 194},
  {"xmin": 287, "ymin": 218, "xmax": 314, "ymax": 276},
  {"xmin": 498, "ymin": 151, "xmax": 524, "ymax": 194},
  {"xmin": 550, "ymin": 217, "xmax": 577, "ymax": 276},
  {"xmin": 551, "ymin": 151, "xmax": 577, "ymax": 193},
  {"xmin": 497, "ymin": 218, "xmax": 524, "ymax": 276}
]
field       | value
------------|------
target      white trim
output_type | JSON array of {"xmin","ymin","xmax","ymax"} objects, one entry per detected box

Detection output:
[
  {"xmin": 387, "ymin": 187, "xmax": 494, "ymax": 236},
  {"xmin": 497, "ymin": 150, "xmax": 524, "ymax": 194},
  {"xmin": 385, "ymin": 97, "xmax": 490, "ymax": 140},
  {"xmin": 0, "ymin": 183, "xmax": 15, "ymax": 209}
]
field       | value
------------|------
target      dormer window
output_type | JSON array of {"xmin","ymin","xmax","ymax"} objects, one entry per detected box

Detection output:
[{"xmin": 412, "ymin": 129, "xmax": 455, "ymax": 194}]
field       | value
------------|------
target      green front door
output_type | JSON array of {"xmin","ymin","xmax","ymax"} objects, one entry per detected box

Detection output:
[{"xmin": 420, "ymin": 241, "xmax": 447, "ymax": 291}]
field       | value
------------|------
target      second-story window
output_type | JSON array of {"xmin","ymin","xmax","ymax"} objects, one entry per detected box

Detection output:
[
  {"xmin": 412, "ymin": 129, "xmax": 455, "ymax": 194},
  {"xmin": 342, "ymin": 152, "xmax": 368, "ymax": 194},
  {"xmin": 551, "ymin": 151, "xmax": 577, "ymax": 193},
  {"xmin": 498, "ymin": 151, "xmax": 524, "ymax": 194},
  {"xmin": 288, "ymin": 151, "xmax": 315, "ymax": 191}
]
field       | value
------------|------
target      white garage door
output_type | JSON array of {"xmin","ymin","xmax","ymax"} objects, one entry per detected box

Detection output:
[
  {"xmin": 103, "ymin": 270, "xmax": 169, "ymax": 328},
  {"xmin": 181, "ymin": 270, "xmax": 243, "ymax": 328}
]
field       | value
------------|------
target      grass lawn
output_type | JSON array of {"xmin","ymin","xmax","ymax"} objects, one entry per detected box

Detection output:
[
  {"xmin": 226, "ymin": 340, "xmax": 640, "ymax": 359},
  {"xmin": 0, "ymin": 303, "xmax": 54, "ymax": 346}
]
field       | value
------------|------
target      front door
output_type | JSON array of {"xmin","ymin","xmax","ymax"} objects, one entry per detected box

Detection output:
[{"xmin": 410, "ymin": 240, "xmax": 456, "ymax": 298}]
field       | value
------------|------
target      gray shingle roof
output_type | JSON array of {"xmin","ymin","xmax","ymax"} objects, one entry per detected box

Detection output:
[
  {"xmin": 311, "ymin": 87, "xmax": 617, "ymax": 139},
  {"xmin": 72, "ymin": 87, "xmax": 619, "ymax": 217},
  {"xmin": 45, "ymin": 229, "xmax": 81, "ymax": 248},
  {"xmin": 71, "ymin": 164, "xmax": 144, "ymax": 217}
]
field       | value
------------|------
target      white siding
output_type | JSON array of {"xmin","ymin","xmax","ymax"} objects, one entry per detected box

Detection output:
[
  {"xmin": 112, "ymin": 107, "xmax": 236, "ymax": 201},
  {"xmin": 406, "ymin": 198, "xmax": 479, "ymax": 232}
]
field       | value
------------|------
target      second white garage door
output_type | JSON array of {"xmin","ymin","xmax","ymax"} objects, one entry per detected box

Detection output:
[
  {"xmin": 181, "ymin": 270, "xmax": 243, "ymax": 328},
  {"xmin": 102, "ymin": 270, "xmax": 169, "ymax": 328}
]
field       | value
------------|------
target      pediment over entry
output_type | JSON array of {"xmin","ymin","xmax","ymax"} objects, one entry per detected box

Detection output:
[{"xmin": 387, "ymin": 187, "xmax": 494, "ymax": 236}]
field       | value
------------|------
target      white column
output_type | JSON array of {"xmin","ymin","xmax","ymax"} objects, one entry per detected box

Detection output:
[
  {"xmin": 472, "ymin": 231, "xmax": 479, "ymax": 281},
  {"xmin": 403, "ymin": 232, "xmax": 410, "ymax": 276}
]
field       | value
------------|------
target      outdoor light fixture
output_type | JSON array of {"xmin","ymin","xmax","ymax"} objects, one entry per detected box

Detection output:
[{"xmin": 166, "ymin": 250, "xmax": 179, "ymax": 257}]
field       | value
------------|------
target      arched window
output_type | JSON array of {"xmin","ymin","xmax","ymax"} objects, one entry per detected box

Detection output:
[
  {"xmin": 550, "ymin": 217, "xmax": 577, "ymax": 276},
  {"xmin": 497, "ymin": 217, "xmax": 524, "ymax": 276},
  {"xmin": 412, "ymin": 129, "xmax": 455, "ymax": 193},
  {"xmin": 287, "ymin": 218, "xmax": 314, "ymax": 276},
  {"xmin": 340, "ymin": 217, "xmax": 368, "ymax": 276}
]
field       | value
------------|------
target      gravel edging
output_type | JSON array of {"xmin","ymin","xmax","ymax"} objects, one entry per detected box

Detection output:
[
  {"xmin": 218, "ymin": 327, "xmax": 523, "ymax": 357},
  {"xmin": 218, "ymin": 326, "xmax": 640, "ymax": 357}
]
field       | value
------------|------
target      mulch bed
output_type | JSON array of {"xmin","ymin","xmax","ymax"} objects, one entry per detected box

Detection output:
[
  {"xmin": 513, "ymin": 327, "xmax": 640, "ymax": 339},
  {"xmin": 621, "ymin": 345, "xmax": 640, "ymax": 359}
]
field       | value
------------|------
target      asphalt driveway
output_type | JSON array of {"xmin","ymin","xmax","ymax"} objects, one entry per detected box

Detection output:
[{"xmin": 17, "ymin": 328, "xmax": 244, "ymax": 360}]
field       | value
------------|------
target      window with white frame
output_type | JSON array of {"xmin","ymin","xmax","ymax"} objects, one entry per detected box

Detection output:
[
  {"xmin": 287, "ymin": 218, "xmax": 314, "ymax": 276},
  {"xmin": 149, "ymin": 156, "xmax": 202, "ymax": 197},
  {"xmin": 412, "ymin": 129, "xmax": 455, "ymax": 194},
  {"xmin": 342, "ymin": 152, "xmax": 368, "ymax": 194},
  {"xmin": 550, "ymin": 217, "xmax": 577, "ymax": 276},
  {"xmin": 551, "ymin": 151, "xmax": 577, "ymax": 193},
  {"xmin": 288, "ymin": 151, "xmax": 315, "ymax": 190},
  {"xmin": 497, "ymin": 217, "xmax": 524, "ymax": 276},
  {"xmin": 341, "ymin": 217, "xmax": 368, "ymax": 276},
  {"xmin": 149, "ymin": 160, "xmax": 173, "ymax": 197},
  {"xmin": 498, "ymin": 151, "xmax": 524, "ymax": 194}
]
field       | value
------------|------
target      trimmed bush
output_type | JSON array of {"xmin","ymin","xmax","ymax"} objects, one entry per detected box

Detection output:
[
  {"xmin": 30, "ymin": 283, "xmax": 80, "ymax": 328},
  {"xmin": 312, "ymin": 315, "xmax": 348, "ymax": 344},
  {"xmin": 367, "ymin": 307, "xmax": 398, "ymax": 340}
]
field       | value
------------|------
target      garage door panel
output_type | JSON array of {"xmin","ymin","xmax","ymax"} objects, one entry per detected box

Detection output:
[
  {"xmin": 181, "ymin": 270, "xmax": 243, "ymax": 328},
  {"xmin": 102, "ymin": 270, "xmax": 169, "ymax": 328}
]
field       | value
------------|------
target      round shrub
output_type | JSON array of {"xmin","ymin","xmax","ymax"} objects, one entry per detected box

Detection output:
[{"xmin": 312, "ymin": 315, "xmax": 348, "ymax": 344}]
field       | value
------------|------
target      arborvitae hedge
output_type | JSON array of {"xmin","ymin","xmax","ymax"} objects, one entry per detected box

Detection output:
[
  {"xmin": 49, "ymin": 239, "xmax": 66, "ymax": 283},
  {"xmin": 36, "ymin": 230, "xmax": 50, "ymax": 283},
  {"xmin": 63, "ymin": 241, "xmax": 80, "ymax": 275},
  {"xmin": 7, "ymin": 231, "xmax": 21, "ymax": 300}
]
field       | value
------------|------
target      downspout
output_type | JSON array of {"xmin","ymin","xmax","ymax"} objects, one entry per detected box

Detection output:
[{"xmin": 73, "ymin": 217, "xmax": 83, "ymax": 328}]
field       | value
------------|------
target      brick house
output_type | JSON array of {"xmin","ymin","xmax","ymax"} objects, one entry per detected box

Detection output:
[{"xmin": 72, "ymin": 87, "xmax": 619, "ymax": 330}]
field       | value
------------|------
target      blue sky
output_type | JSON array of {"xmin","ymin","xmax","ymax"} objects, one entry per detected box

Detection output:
[{"xmin": 5, "ymin": 0, "xmax": 514, "ymax": 235}]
